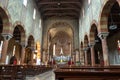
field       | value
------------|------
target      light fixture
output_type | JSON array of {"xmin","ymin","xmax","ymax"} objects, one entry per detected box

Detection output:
[
  {"xmin": 57, "ymin": 0, "xmax": 61, "ymax": 6},
  {"xmin": 109, "ymin": 25, "xmax": 117, "ymax": 30},
  {"xmin": 109, "ymin": 13, "xmax": 117, "ymax": 30},
  {"xmin": 57, "ymin": 2, "xmax": 61, "ymax": 6}
]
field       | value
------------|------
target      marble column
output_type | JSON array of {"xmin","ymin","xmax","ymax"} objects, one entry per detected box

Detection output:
[
  {"xmin": 47, "ymin": 43, "xmax": 50, "ymax": 62},
  {"xmin": 89, "ymin": 42, "xmax": 95, "ymax": 66},
  {"xmin": 98, "ymin": 32, "xmax": 109, "ymax": 66},
  {"xmin": 0, "ymin": 34, "xmax": 12, "ymax": 64},
  {"xmin": 31, "ymin": 47, "xmax": 35, "ymax": 64},
  {"xmin": 21, "ymin": 43, "xmax": 26, "ymax": 64},
  {"xmin": 83, "ymin": 48, "xmax": 88, "ymax": 66},
  {"xmin": 75, "ymin": 49, "xmax": 80, "ymax": 62},
  {"xmin": 80, "ymin": 49, "xmax": 84, "ymax": 65}
]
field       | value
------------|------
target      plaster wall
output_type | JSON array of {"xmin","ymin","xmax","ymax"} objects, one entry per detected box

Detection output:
[
  {"xmin": 42, "ymin": 18, "xmax": 79, "ymax": 51},
  {"xmin": 79, "ymin": 0, "xmax": 103, "ymax": 42},
  {"xmin": 0, "ymin": 0, "xmax": 43, "ymax": 43}
]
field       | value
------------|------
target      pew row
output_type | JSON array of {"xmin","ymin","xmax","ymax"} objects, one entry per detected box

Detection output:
[
  {"xmin": 54, "ymin": 66, "xmax": 120, "ymax": 80},
  {"xmin": 0, "ymin": 65, "xmax": 53, "ymax": 80}
]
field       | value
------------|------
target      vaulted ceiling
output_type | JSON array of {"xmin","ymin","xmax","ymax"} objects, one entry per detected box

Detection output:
[{"xmin": 35, "ymin": 0, "xmax": 84, "ymax": 19}]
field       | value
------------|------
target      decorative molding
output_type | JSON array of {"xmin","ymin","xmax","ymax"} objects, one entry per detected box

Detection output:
[
  {"xmin": 2, "ymin": 33, "xmax": 13, "ymax": 40},
  {"xmin": 21, "ymin": 42, "xmax": 27, "ymax": 48},
  {"xmin": 83, "ymin": 47, "xmax": 89, "ymax": 51},
  {"xmin": 88, "ymin": 42, "xmax": 95, "ymax": 48},
  {"xmin": 98, "ymin": 32, "xmax": 109, "ymax": 40}
]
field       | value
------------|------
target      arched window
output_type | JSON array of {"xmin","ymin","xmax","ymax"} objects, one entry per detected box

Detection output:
[{"xmin": 23, "ymin": 0, "xmax": 27, "ymax": 7}]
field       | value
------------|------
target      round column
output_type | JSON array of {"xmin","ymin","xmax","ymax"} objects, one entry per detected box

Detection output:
[
  {"xmin": 98, "ymin": 32, "xmax": 109, "ymax": 66},
  {"xmin": 83, "ymin": 48, "xmax": 88, "ymax": 66},
  {"xmin": 21, "ymin": 43, "xmax": 26, "ymax": 64},
  {"xmin": 89, "ymin": 42, "xmax": 95, "ymax": 66},
  {"xmin": 0, "ymin": 34, "xmax": 12, "ymax": 64}
]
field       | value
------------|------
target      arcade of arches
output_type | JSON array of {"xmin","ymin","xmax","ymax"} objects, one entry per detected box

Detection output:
[{"xmin": 0, "ymin": 0, "xmax": 120, "ymax": 67}]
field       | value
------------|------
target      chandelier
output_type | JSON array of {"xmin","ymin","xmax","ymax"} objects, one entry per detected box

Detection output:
[{"xmin": 109, "ymin": 13, "xmax": 117, "ymax": 30}]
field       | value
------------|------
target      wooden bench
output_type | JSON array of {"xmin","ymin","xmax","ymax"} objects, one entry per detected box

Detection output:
[
  {"xmin": 0, "ymin": 65, "xmax": 53, "ymax": 80},
  {"xmin": 54, "ymin": 66, "xmax": 120, "ymax": 80},
  {"xmin": 0, "ymin": 65, "xmax": 25, "ymax": 80}
]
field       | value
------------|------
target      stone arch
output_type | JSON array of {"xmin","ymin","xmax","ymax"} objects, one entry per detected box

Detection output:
[
  {"xmin": 24, "ymin": 35, "xmax": 35, "ymax": 64},
  {"xmin": 84, "ymin": 34, "xmax": 89, "ymax": 47},
  {"xmin": 7, "ymin": 24, "xmax": 26, "ymax": 64},
  {"xmin": 99, "ymin": 0, "xmax": 118, "ymax": 33},
  {"xmin": 12, "ymin": 21, "xmax": 26, "ymax": 45},
  {"xmin": 52, "ymin": 31, "xmax": 72, "ymax": 56},
  {"xmin": 89, "ymin": 22, "xmax": 103, "ymax": 65},
  {"xmin": 80, "ymin": 42, "xmax": 84, "ymax": 49},
  {"xmin": 89, "ymin": 21, "xmax": 98, "ymax": 43},
  {"xmin": 47, "ymin": 22, "xmax": 74, "ymax": 55},
  {"xmin": 0, "ymin": 6, "xmax": 12, "ymax": 34},
  {"xmin": 80, "ymin": 41, "xmax": 84, "ymax": 65},
  {"xmin": 48, "ymin": 21, "xmax": 74, "ymax": 39},
  {"xmin": 106, "ymin": 1, "xmax": 120, "ymax": 65},
  {"xmin": 84, "ymin": 35, "xmax": 90, "ymax": 65},
  {"xmin": 27, "ymin": 35, "xmax": 35, "ymax": 48}
]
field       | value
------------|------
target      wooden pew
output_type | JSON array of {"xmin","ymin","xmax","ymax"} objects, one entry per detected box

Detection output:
[
  {"xmin": 54, "ymin": 66, "xmax": 120, "ymax": 80},
  {"xmin": 0, "ymin": 65, "xmax": 53, "ymax": 80},
  {"xmin": 0, "ymin": 65, "xmax": 25, "ymax": 80}
]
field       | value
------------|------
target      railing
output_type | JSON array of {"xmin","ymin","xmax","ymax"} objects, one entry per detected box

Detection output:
[{"xmin": 0, "ymin": 65, "xmax": 53, "ymax": 80}]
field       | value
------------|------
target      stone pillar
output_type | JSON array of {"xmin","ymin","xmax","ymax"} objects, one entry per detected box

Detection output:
[
  {"xmin": 21, "ymin": 44, "xmax": 26, "ymax": 64},
  {"xmin": 89, "ymin": 42, "xmax": 95, "ymax": 66},
  {"xmin": 75, "ymin": 49, "xmax": 80, "ymax": 62},
  {"xmin": 31, "ymin": 47, "xmax": 35, "ymax": 64},
  {"xmin": 0, "ymin": 34, "xmax": 12, "ymax": 64},
  {"xmin": 80, "ymin": 49, "xmax": 84, "ymax": 65},
  {"xmin": 83, "ymin": 48, "xmax": 88, "ymax": 66},
  {"xmin": 98, "ymin": 32, "xmax": 109, "ymax": 66},
  {"xmin": 42, "ymin": 50, "xmax": 46, "ymax": 63}
]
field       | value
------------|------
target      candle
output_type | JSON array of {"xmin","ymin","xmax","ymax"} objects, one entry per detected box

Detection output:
[
  {"xmin": 118, "ymin": 40, "xmax": 120, "ymax": 48},
  {"xmin": 0, "ymin": 41, "xmax": 3, "ymax": 49},
  {"xmin": 53, "ymin": 44, "xmax": 56, "ymax": 56},
  {"xmin": 5, "ymin": 55, "xmax": 9, "ymax": 64},
  {"xmin": 13, "ymin": 46, "xmax": 16, "ymax": 56},
  {"xmin": 0, "ymin": 41, "xmax": 3, "ymax": 58},
  {"xmin": 33, "ymin": 53, "xmax": 36, "ymax": 59},
  {"xmin": 69, "ymin": 43, "xmax": 71, "ymax": 56},
  {"xmin": 18, "ymin": 60, "xmax": 21, "ymax": 65}
]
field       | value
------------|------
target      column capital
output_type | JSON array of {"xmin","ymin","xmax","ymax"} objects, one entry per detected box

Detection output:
[
  {"xmin": 28, "ymin": 47, "xmax": 35, "ymax": 51},
  {"xmin": 88, "ymin": 42, "xmax": 95, "ymax": 48},
  {"xmin": 83, "ymin": 47, "xmax": 88, "ymax": 51},
  {"xmin": 2, "ymin": 33, "xmax": 13, "ymax": 41},
  {"xmin": 21, "ymin": 42, "xmax": 27, "ymax": 48},
  {"xmin": 98, "ymin": 32, "xmax": 109, "ymax": 40}
]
